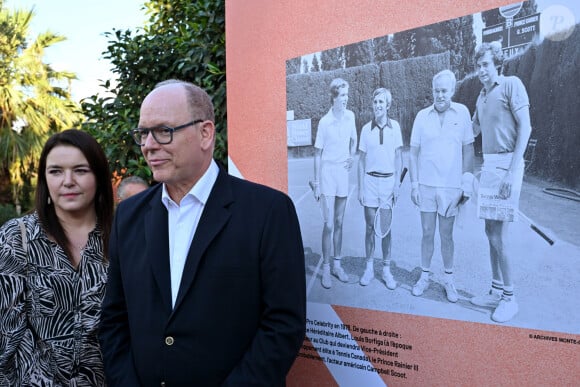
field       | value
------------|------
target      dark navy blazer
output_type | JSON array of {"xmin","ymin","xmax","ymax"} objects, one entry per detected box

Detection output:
[{"xmin": 100, "ymin": 167, "xmax": 306, "ymax": 386}]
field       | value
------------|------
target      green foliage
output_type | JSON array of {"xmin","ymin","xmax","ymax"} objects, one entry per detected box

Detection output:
[
  {"xmin": 0, "ymin": 203, "xmax": 18, "ymax": 226},
  {"xmin": 0, "ymin": 4, "xmax": 82, "ymax": 205},
  {"xmin": 80, "ymin": 0, "xmax": 226, "ymax": 181}
]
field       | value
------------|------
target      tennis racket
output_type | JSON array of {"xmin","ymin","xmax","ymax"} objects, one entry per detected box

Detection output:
[
  {"xmin": 444, "ymin": 172, "xmax": 474, "ymax": 217},
  {"xmin": 309, "ymin": 180, "xmax": 328, "ymax": 221},
  {"xmin": 475, "ymin": 169, "xmax": 554, "ymax": 245},
  {"xmin": 373, "ymin": 167, "xmax": 408, "ymax": 238}
]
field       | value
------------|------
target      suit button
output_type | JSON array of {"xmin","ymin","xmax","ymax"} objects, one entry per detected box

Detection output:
[{"xmin": 165, "ymin": 336, "xmax": 174, "ymax": 346}]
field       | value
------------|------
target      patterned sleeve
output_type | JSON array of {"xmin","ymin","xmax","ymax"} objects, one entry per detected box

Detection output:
[{"xmin": 0, "ymin": 219, "xmax": 31, "ymax": 385}]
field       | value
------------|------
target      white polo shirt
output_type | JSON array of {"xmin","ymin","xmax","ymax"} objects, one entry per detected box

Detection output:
[
  {"xmin": 410, "ymin": 102, "xmax": 473, "ymax": 188},
  {"xmin": 314, "ymin": 108, "xmax": 357, "ymax": 163}
]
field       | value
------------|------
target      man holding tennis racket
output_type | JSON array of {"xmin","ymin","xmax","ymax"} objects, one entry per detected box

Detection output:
[
  {"xmin": 471, "ymin": 42, "xmax": 532, "ymax": 322},
  {"xmin": 358, "ymin": 88, "xmax": 403, "ymax": 289},
  {"xmin": 313, "ymin": 78, "xmax": 357, "ymax": 289},
  {"xmin": 409, "ymin": 70, "xmax": 474, "ymax": 303}
]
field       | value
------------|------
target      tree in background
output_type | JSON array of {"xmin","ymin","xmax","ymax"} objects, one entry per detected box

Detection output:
[
  {"xmin": 310, "ymin": 54, "xmax": 320, "ymax": 72},
  {"xmin": 0, "ymin": 3, "xmax": 81, "ymax": 210},
  {"xmin": 286, "ymin": 57, "xmax": 301, "ymax": 75},
  {"xmin": 392, "ymin": 29, "xmax": 417, "ymax": 60},
  {"xmin": 302, "ymin": 58, "xmax": 309, "ymax": 74},
  {"xmin": 374, "ymin": 35, "xmax": 400, "ymax": 62},
  {"xmin": 320, "ymin": 47, "xmax": 344, "ymax": 70},
  {"xmin": 344, "ymin": 40, "xmax": 374, "ymax": 68},
  {"xmin": 315, "ymin": 13, "xmax": 474, "ymax": 79},
  {"xmin": 81, "ymin": 0, "xmax": 226, "ymax": 181},
  {"xmin": 391, "ymin": 15, "xmax": 476, "ymax": 79}
]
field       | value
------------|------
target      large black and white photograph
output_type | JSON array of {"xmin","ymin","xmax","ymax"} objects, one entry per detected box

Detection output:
[{"xmin": 286, "ymin": 0, "xmax": 580, "ymax": 335}]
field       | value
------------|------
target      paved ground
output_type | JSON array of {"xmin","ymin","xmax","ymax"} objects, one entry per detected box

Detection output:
[{"xmin": 288, "ymin": 155, "xmax": 580, "ymax": 335}]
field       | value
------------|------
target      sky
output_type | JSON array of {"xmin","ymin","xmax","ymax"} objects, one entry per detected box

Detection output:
[{"xmin": 6, "ymin": 0, "xmax": 147, "ymax": 101}]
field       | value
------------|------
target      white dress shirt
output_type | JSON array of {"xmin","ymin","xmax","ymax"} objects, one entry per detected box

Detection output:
[{"xmin": 161, "ymin": 160, "xmax": 219, "ymax": 307}]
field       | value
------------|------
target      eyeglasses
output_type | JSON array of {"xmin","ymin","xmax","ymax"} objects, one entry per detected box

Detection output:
[{"xmin": 130, "ymin": 119, "xmax": 204, "ymax": 146}]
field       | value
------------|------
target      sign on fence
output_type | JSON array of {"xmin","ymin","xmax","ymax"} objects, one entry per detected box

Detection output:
[
  {"xmin": 482, "ymin": 12, "xmax": 540, "ymax": 58},
  {"xmin": 287, "ymin": 119, "xmax": 312, "ymax": 147}
]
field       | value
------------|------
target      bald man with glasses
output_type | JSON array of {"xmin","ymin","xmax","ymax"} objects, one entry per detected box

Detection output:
[{"xmin": 100, "ymin": 80, "xmax": 306, "ymax": 386}]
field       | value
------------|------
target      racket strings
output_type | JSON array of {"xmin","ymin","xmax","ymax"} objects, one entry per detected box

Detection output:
[
  {"xmin": 374, "ymin": 202, "xmax": 393, "ymax": 238},
  {"xmin": 379, "ymin": 207, "xmax": 392, "ymax": 235}
]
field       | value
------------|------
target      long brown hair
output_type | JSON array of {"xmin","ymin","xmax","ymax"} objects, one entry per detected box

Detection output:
[{"xmin": 35, "ymin": 129, "xmax": 114, "ymax": 261}]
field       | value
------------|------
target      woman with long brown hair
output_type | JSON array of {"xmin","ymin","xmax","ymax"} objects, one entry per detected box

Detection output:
[{"xmin": 0, "ymin": 129, "xmax": 114, "ymax": 385}]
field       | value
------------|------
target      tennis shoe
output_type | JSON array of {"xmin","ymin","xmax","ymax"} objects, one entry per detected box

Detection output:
[
  {"xmin": 443, "ymin": 281, "xmax": 459, "ymax": 303},
  {"xmin": 492, "ymin": 296, "xmax": 518, "ymax": 323},
  {"xmin": 382, "ymin": 267, "xmax": 397, "ymax": 290},
  {"xmin": 470, "ymin": 290, "xmax": 502, "ymax": 307},
  {"xmin": 359, "ymin": 261, "xmax": 374, "ymax": 286},
  {"xmin": 321, "ymin": 263, "xmax": 332, "ymax": 289},
  {"xmin": 332, "ymin": 262, "xmax": 349, "ymax": 283},
  {"xmin": 412, "ymin": 276, "xmax": 430, "ymax": 296}
]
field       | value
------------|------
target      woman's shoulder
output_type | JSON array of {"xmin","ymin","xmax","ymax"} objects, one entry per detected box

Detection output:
[
  {"xmin": 0, "ymin": 214, "xmax": 36, "ymax": 267},
  {"xmin": 0, "ymin": 212, "xmax": 42, "ymax": 242}
]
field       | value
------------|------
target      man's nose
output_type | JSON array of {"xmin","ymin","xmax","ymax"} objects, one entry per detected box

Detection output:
[{"xmin": 142, "ymin": 131, "xmax": 159, "ymax": 149}]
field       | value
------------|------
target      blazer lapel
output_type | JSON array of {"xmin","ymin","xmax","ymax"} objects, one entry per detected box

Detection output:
[
  {"xmin": 172, "ymin": 169, "xmax": 233, "ymax": 312},
  {"xmin": 144, "ymin": 188, "xmax": 173, "ymax": 314}
]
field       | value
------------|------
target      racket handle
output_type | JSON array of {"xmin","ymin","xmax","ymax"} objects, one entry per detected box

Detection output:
[
  {"xmin": 530, "ymin": 224, "xmax": 555, "ymax": 245},
  {"xmin": 400, "ymin": 167, "xmax": 408, "ymax": 183}
]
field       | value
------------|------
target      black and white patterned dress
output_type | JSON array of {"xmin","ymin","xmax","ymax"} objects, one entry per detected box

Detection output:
[{"xmin": 0, "ymin": 212, "xmax": 107, "ymax": 386}]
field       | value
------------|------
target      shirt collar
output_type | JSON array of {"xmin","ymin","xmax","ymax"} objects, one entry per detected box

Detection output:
[
  {"xmin": 427, "ymin": 101, "xmax": 459, "ymax": 114},
  {"xmin": 481, "ymin": 76, "xmax": 502, "ymax": 96},
  {"xmin": 370, "ymin": 116, "xmax": 392, "ymax": 130},
  {"xmin": 328, "ymin": 107, "xmax": 351, "ymax": 123},
  {"xmin": 161, "ymin": 159, "xmax": 219, "ymax": 207}
]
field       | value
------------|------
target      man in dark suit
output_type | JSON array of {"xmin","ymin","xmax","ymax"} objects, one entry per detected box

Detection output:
[{"xmin": 99, "ymin": 80, "xmax": 306, "ymax": 386}]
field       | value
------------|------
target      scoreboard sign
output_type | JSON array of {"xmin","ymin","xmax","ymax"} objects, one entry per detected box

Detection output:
[
  {"xmin": 511, "ymin": 13, "xmax": 540, "ymax": 46},
  {"xmin": 482, "ymin": 12, "xmax": 540, "ymax": 57}
]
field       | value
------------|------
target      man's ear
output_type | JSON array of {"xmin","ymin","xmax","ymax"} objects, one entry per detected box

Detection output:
[{"xmin": 199, "ymin": 120, "xmax": 216, "ymax": 150}]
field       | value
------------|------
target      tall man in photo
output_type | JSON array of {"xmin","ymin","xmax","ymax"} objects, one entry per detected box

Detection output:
[
  {"xmin": 471, "ymin": 42, "xmax": 532, "ymax": 323},
  {"xmin": 312, "ymin": 78, "xmax": 357, "ymax": 289},
  {"xmin": 357, "ymin": 88, "xmax": 403, "ymax": 289},
  {"xmin": 409, "ymin": 70, "xmax": 474, "ymax": 303},
  {"xmin": 99, "ymin": 80, "xmax": 306, "ymax": 385}
]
